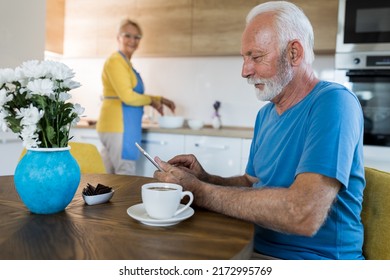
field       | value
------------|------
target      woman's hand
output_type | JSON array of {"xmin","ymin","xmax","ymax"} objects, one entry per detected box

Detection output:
[
  {"xmin": 151, "ymin": 97, "xmax": 176, "ymax": 115},
  {"xmin": 161, "ymin": 97, "xmax": 176, "ymax": 113}
]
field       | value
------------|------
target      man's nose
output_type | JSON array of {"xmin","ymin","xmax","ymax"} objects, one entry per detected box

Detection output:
[{"xmin": 241, "ymin": 59, "xmax": 253, "ymax": 78}]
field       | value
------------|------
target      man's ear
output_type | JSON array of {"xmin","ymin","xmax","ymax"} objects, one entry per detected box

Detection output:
[{"xmin": 288, "ymin": 40, "xmax": 303, "ymax": 65}]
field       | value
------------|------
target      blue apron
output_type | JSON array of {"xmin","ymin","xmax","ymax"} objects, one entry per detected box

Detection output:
[{"xmin": 118, "ymin": 51, "xmax": 145, "ymax": 160}]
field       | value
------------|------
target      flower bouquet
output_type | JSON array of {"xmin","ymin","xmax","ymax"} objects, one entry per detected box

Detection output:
[
  {"xmin": 0, "ymin": 60, "xmax": 84, "ymax": 148},
  {"xmin": 1, "ymin": 60, "xmax": 85, "ymax": 214}
]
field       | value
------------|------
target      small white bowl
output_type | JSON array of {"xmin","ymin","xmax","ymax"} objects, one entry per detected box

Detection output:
[
  {"xmin": 188, "ymin": 119, "xmax": 204, "ymax": 130},
  {"xmin": 158, "ymin": 116, "xmax": 184, "ymax": 129},
  {"xmin": 82, "ymin": 190, "xmax": 114, "ymax": 205}
]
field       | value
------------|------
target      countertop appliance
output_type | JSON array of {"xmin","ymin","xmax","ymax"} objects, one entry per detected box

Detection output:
[
  {"xmin": 336, "ymin": 0, "xmax": 390, "ymax": 147},
  {"xmin": 336, "ymin": 0, "xmax": 390, "ymax": 70}
]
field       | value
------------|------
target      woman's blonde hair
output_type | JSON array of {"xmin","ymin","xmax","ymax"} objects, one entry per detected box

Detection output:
[{"xmin": 118, "ymin": 19, "xmax": 142, "ymax": 36}]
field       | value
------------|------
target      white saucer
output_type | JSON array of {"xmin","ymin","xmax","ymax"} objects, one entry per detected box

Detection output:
[{"xmin": 127, "ymin": 203, "xmax": 194, "ymax": 227}]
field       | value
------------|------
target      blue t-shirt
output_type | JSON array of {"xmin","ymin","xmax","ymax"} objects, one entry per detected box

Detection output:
[{"xmin": 246, "ymin": 81, "xmax": 365, "ymax": 259}]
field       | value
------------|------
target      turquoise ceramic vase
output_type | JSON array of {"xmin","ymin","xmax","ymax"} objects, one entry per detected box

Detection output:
[{"xmin": 14, "ymin": 147, "xmax": 81, "ymax": 214}]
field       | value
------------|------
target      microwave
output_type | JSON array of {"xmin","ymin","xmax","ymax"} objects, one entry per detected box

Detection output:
[{"xmin": 335, "ymin": 0, "xmax": 390, "ymax": 70}]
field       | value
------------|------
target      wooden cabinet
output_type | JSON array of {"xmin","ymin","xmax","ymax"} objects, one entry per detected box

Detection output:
[
  {"xmin": 191, "ymin": 0, "xmax": 259, "ymax": 56},
  {"xmin": 95, "ymin": 0, "xmax": 139, "ymax": 57},
  {"xmin": 293, "ymin": 0, "xmax": 339, "ymax": 53},
  {"xmin": 135, "ymin": 0, "xmax": 192, "ymax": 57},
  {"xmin": 63, "ymin": 0, "xmax": 136, "ymax": 58},
  {"xmin": 45, "ymin": 0, "xmax": 65, "ymax": 54},
  {"xmin": 46, "ymin": 0, "xmax": 338, "ymax": 57},
  {"xmin": 191, "ymin": 0, "xmax": 339, "ymax": 55}
]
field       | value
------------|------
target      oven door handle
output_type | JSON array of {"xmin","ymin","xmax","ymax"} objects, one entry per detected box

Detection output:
[{"xmin": 346, "ymin": 69, "xmax": 390, "ymax": 77}]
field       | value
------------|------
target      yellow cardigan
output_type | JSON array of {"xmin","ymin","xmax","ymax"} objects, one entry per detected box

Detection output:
[{"xmin": 96, "ymin": 52, "xmax": 160, "ymax": 133}]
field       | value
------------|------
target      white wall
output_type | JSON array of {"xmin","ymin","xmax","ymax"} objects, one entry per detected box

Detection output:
[
  {"xmin": 53, "ymin": 54, "xmax": 336, "ymax": 128},
  {"xmin": 0, "ymin": 0, "xmax": 46, "ymax": 175},
  {"xmin": 0, "ymin": 0, "xmax": 45, "ymax": 68}
]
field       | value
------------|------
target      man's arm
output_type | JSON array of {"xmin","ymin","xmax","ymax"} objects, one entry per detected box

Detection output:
[{"xmin": 155, "ymin": 159, "xmax": 340, "ymax": 237}]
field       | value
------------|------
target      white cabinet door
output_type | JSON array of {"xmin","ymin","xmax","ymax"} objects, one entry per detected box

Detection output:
[
  {"xmin": 70, "ymin": 128, "xmax": 103, "ymax": 151},
  {"xmin": 184, "ymin": 135, "xmax": 242, "ymax": 177},
  {"xmin": 363, "ymin": 145, "xmax": 390, "ymax": 172},
  {"xmin": 136, "ymin": 133, "xmax": 185, "ymax": 177},
  {"xmin": 241, "ymin": 138, "xmax": 252, "ymax": 174},
  {"xmin": 0, "ymin": 132, "xmax": 24, "ymax": 176}
]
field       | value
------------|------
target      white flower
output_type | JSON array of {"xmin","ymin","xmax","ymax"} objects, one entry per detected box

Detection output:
[
  {"xmin": 70, "ymin": 103, "xmax": 85, "ymax": 126},
  {"xmin": 0, "ymin": 60, "xmax": 83, "ymax": 148},
  {"xmin": 0, "ymin": 68, "xmax": 17, "ymax": 85},
  {"xmin": 73, "ymin": 103, "xmax": 85, "ymax": 116},
  {"xmin": 19, "ymin": 60, "xmax": 44, "ymax": 79},
  {"xmin": 0, "ymin": 88, "xmax": 13, "ymax": 107},
  {"xmin": 43, "ymin": 60, "xmax": 75, "ymax": 80},
  {"xmin": 26, "ymin": 79, "xmax": 54, "ymax": 97},
  {"xmin": 62, "ymin": 79, "xmax": 81, "ymax": 90},
  {"xmin": 6, "ymin": 83, "xmax": 17, "ymax": 93},
  {"xmin": 58, "ymin": 91, "xmax": 71, "ymax": 101},
  {"xmin": 20, "ymin": 124, "xmax": 40, "ymax": 148},
  {"xmin": 14, "ymin": 67, "xmax": 28, "ymax": 87},
  {"xmin": 16, "ymin": 104, "xmax": 44, "ymax": 126},
  {"xmin": 0, "ymin": 109, "xmax": 9, "ymax": 131}
]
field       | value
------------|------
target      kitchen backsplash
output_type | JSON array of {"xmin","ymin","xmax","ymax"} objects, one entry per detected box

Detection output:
[{"xmin": 49, "ymin": 54, "xmax": 337, "ymax": 127}]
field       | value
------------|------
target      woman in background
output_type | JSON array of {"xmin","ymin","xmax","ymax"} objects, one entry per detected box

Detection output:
[{"xmin": 97, "ymin": 19, "xmax": 175, "ymax": 174}]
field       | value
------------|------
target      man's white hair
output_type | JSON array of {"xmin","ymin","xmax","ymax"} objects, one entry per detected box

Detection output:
[{"xmin": 246, "ymin": 1, "xmax": 315, "ymax": 65}]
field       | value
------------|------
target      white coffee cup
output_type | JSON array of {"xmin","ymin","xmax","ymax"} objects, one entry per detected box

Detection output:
[{"xmin": 141, "ymin": 182, "xmax": 194, "ymax": 220}]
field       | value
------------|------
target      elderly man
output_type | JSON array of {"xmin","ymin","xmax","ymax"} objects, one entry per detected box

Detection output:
[{"xmin": 154, "ymin": 1, "xmax": 365, "ymax": 260}]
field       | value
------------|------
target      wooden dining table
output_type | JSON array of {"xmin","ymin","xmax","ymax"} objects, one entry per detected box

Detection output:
[{"xmin": 0, "ymin": 174, "xmax": 254, "ymax": 260}]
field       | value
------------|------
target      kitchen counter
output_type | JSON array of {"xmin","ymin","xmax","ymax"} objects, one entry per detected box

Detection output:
[
  {"xmin": 142, "ymin": 124, "xmax": 254, "ymax": 139},
  {"xmin": 76, "ymin": 120, "xmax": 254, "ymax": 139}
]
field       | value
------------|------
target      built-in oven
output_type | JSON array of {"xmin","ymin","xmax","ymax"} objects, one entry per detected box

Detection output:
[
  {"xmin": 346, "ymin": 70, "xmax": 390, "ymax": 146},
  {"xmin": 336, "ymin": 0, "xmax": 390, "ymax": 147}
]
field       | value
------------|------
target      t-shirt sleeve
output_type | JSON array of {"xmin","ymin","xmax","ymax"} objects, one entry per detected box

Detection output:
[{"xmin": 296, "ymin": 88, "xmax": 363, "ymax": 188}]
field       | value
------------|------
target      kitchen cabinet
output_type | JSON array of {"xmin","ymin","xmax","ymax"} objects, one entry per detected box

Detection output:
[
  {"xmin": 56, "ymin": 0, "xmax": 191, "ymax": 58},
  {"xmin": 45, "ymin": 0, "xmax": 65, "ymax": 54},
  {"xmin": 293, "ymin": 0, "xmax": 338, "ymax": 53},
  {"xmin": 192, "ymin": 0, "xmax": 338, "ymax": 55},
  {"xmin": 62, "ymin": 0, "xmax": 100, "ymax": 57},
  {"xmin": 43, "ymin": 0, "xmax": 65, "ymax": 55},
  {"xmin": 191, "ymin": 0, "xmax": 258, "ymax": 56},
  {"xmin": 363, "ymin": 146, "xmax": 390, "ymax": 173},
  {"xmin": 47, "ymin": 0, "xmax": 338, "ymax": 57},
  {"xmin": 0, "ymin": 132, "xmax": 23, "ymax": 176},
  {"xmin": 70, "ymin": 129, "xmax": 247, "ymax": 178},
  {"xmin": 135, "ymin": 132, "xmax": 247, "ymax": 177},
  {"xmin": 70, "ymin": 128, "xmax": 103, "ymax": 152},
  {"xmin": 135, "ymin": 0, "xmax": 192, "ymax": 57},
  {"xmin": 184, "ymin": 135, "xmax": 242, "ymax": 177},
  {"xmin": 241, "ymin": 138, "xmax": 252, "ymax": 174},
  {"xmin": 135, "ymin": 133, "xmax": 185, "ymax": 177}
]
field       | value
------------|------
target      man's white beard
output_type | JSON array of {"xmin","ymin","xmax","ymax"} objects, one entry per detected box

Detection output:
[{"xmin": 248, "ymin": 55, "xmax": 294, "ymax": 102}]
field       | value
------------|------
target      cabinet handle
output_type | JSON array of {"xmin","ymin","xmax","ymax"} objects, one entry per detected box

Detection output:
[
  {"xmin": 80, "ymin": 135, "xmax": 100, "ymax": 140},
  {"xmin": 141, "ymin": 140, "xmax": 168, "ymax": 146},
  {"xmin": 194, "ymin": 143, "xmax": 228, "ymax": 150},
  {"xmin": 0, "ymin": 138, "xmax": 22, "ymax": 144}
]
